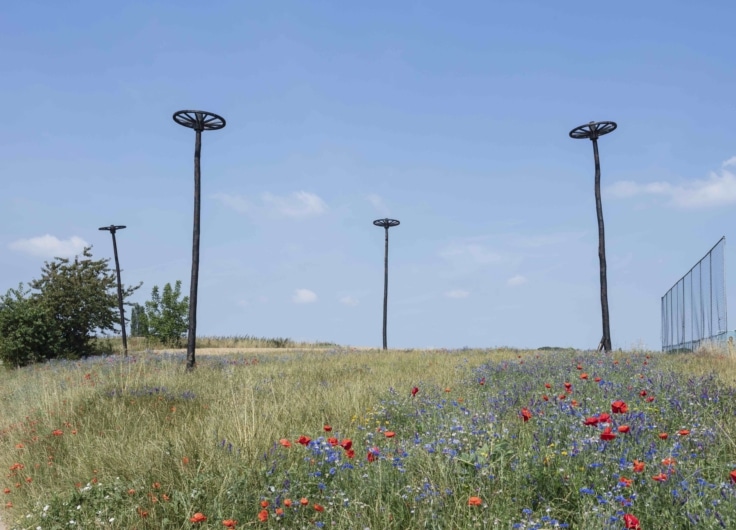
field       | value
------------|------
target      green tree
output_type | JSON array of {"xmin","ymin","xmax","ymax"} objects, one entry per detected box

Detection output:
[
  {"xmin": 28, "ymin": 246, "xmax": 141, "ymax": 358},
  {"xmin": 144, "ymin": 281, "xmax": 189, "ymax": 346},
  {"xmin": 0, "ymin": 247, "xmax": 140, "ymax": 366},
  {"xmin": 0, "ymin": 284, "xmax": 61, "ymax": 367},
  {"xmin": 129, "ymin": 303, "xmax": 149, "ymax": 337}
]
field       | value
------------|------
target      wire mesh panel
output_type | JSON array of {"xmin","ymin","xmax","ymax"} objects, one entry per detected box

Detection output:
[{"xmin": 661, "ymin": 237, "xmax": 727, "ymax": 351}]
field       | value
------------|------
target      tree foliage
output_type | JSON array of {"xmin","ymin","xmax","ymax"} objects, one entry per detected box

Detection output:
[
  {"xmin": 0, "ymin": 284, "xmax": 61, "ymax": 366},
  {"xmin": 144, "ymin": 281, "xmax": 189, "ymax": 346},
  {"xmin": 129, "ymin": 303, "xmax": 149, "ymax": 337},
  {"xmin": 0, "ymin": 247, "xmax": 140, "ymax": 367}
]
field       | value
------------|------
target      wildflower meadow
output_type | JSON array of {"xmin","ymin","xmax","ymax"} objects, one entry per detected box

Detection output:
[{"xmin": 2, "ymin": 346, "xmax": 736, "ymax": 529}]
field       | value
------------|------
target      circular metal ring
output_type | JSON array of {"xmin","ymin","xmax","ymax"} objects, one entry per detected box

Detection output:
[
  {"xmin": 173, "ymin": 110, "xmax": 226, "ymax": 131},
  {"xmin": 569, "ymin": 121, "xmax": 617, "ymax": 140},
  {"xmin": 373, "ymin": 218, "xmax": 400, "ymax": 228}
]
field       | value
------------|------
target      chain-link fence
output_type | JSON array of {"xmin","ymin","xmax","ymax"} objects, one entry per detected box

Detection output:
[{"xmin": 661, "ymin": 237, "xmax": 727, "ymax": 351}]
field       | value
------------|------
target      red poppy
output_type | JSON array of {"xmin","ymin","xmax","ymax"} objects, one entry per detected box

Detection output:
[
  {"xmin": 576, "ymin": 364, "xmax": 583, "ymax": 370},
  {"xmin": 257, "ymin": 509, "xmax": 268, "ymax": 522},
  {"xmin": 385, "ymin": 431, "xmax": 396, "ymax": 438},
  {"xmin": 678, "ymin": 429, "xmax": 690, "ymax": 436},
  {"xmin": 583, "ymin": 416, "xmax": 599, "ymax": 426},
  {"xmin": 223, "ymin": 519, "xmax": 238, "ymax": 528},
  {"xmin": 580, "ymin": 373, "xmax": 588, "ymax": 380},
  {"xmin": 652, "ymin": 472, "xmax": 667, "ymax": 482},
  {"xmin": 639, "ymin": 390, "xmax": 647, "ymax": 397},
  {"xmin": 661, "ymin": 457, "xmax": 676, "ymax": 467},
  {"xmin": 563, "ymin": 382, "xmax": 572, "ymax": 389},
  {"xmin": 297, "ymin": 435, "xmax": 311, "ymax": 446},
  {"xmin": 619, "ymin": 477, "xmax": 633, "ymax": 487},
  {"xmin": 542, "ymin": 395, "xmax": 549, "ymax": 401},
  {"xmin": 275, "ymin": 508, "xmax": 283, "ymax": 517},
  {"xmin": 521, "ymin": 408, "xmax": 532, "ymax": 422},
  {"xmin": 479, "ymin": 377, "xmax": 485, "ymax": 385},
  {"xmin": 323, "ymin": 425, "xmax": 332, "ymax": 432},
  {"xmin": 346, "ymin": 449, "xmax": 355, "ymax": 459},
  {"xmin": 600, "ymin": 427, "xmax": 616, "ymax": 441},
  {"xmin": 190, "ymin": 512, "xmax": 207, "ymax": 523},
  {"xmin": 632, "ymin": 460, "xmax": 645, "ymax": 473},
  {"xmin": 623, "ymin": 513, "xmax": 641, "ymax": 530},
  {"xmin": 367, "ymin": 447, "xmax": 380, "ymax": 462},
  {"xmin": 279, "ymin": 439, "xmax": 291, "ymax": 448},
  {"xmin": 618, "ymin": 425, "xmax": 630, "ymax": 433},
  {"xmin": 598, "ymin": 413, "xmax": 611, "ymax": 423},
  {"xmin": 411, "ymin": 387, "xmax": 419, "ymax": 397},
  {"xmin": 570, "ymin": 399, "xmax": 579, "ymax": 407},
  {"xmin": 730, "ymin": 470, "xmax": 736, "ymax": 483},
  {"xmin": 594, "ymin": 377, "xmax": 602, "ymax": 382},
  {"xmin": 260, "ymin": 500, "xmax": 269, "ymax": 508},
  {"xmin": 646, "ymin": 396, "xmax": 655, "ymax": 402},
  {"xmin": 558, "ymin": 394, "xmax": 566, "ymax": 400},
  {"xmin": 611, "ymin": 401, "xmax": 629, "ymax": 413},
  {"xmin": 658, "ymin": 432, "xmax": 668, "ymax": 440},
  {"xmin": 313, "ymin": 504, "xmax": 324, "ymax": 512},
  {"xmin": 51, "ymin": 429, "xmax": 63, "ymax": 436},
  {"xmin": 544, "ymin": 383, "xmax": 551, "ymax": 389},
  {"xmin": 340, "ymin": 439, "xmax": 353, "ymax": 451},
  {"xmin": 467, "ymin": 496, "xmax": 482, "ymax": 506},
  {"xmin": 300, "ymin": 498, "xmax": 309, "ymax": 506},
  {"xmin": 283, "ymin": 499, "xmax": 292, "ymax": 507}
]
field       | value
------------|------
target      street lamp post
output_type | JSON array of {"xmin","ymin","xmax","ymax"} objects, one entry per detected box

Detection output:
[
  {"xmin": 569, "ymin": 120, "xmax": 618, "ymax": 352},
  {"xmin": 173, "ymin": 110, "xmax": 226, "ymax": 370},
  {"xmin": 98, "ymin": 224, "xmax": 128, "ymax": 356},
  {"xmin": 373, "ymin": 218, "xmax": 400, "ymax": 350}
]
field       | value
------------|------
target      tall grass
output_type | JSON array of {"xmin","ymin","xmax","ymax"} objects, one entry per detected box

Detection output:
[
  {"xmin": 2, "ymin": 347, "xmax": 736, "ymax": 529},
  {"xmin": 93, "ymin": 335, "xmax": 338, "ymax": 352}
]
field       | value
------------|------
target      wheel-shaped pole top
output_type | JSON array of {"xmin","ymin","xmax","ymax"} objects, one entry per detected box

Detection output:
[
  {"xmin": 373, "ymin": 218, "xmax": 400, "ymax": 229},
  {"xmin": 173, "ymin": 110, "xmax": 226, "ymax": 132},
  {"xmin": 569, "ymin": 120, "xmax": 617, "ymax": 141},
  {"xmin": 99, "ymin": 225, "xmax": 127, "ymax": 233}
]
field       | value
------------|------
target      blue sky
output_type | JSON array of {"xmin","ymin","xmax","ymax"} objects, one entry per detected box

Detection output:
[{"xmin": 2, "ymin": 1, "xmax": 736, "ymax": 350}]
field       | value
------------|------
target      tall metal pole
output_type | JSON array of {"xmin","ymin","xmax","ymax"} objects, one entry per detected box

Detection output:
[
  {"xmin": 98, "ymin": 225, "xmax": 128, "ymax": 356},
  {"xmin": 373, "ymin": 218, "xmax": 400, "ymax": 350},
  {"xmin": 173, "ymin": 110, "xmax": 226, "ymax": 371},
  {"xmin": 570, "ymin": 120, "xmax": 617, "ymax": 352}
]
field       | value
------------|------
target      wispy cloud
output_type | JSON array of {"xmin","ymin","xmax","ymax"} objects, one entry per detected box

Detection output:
[
  {"xmin": 263, "ymin": 191, "xmax": 327, "ymax": 217},
  {"xmin": 213, "ymin": 191, "xmax": 328, "ymax": 218},
  {"xmin": 508, "ymin": 232, "xmax": 587, "ymax": 248},
  {"xmin": 606, "ymin": 158, "xmax": 736, "ymax": 209},
  {"xmin": 444, "ymin": 289, "xmax": 470, "ymax": 299},
  {"xmin": 439, "ymin": 242, "xmax": 504, "ymax": 265},
  {"xmin": 438, "ymin": 237, "xmax": 517, "ymax": 278},
  {"xmin": 339, "ymin": 295, "xmax": 359, "ymax": 306},
  {"xmin": 507, "ymin": 275, "xmax": 527, "ymax": 287},
  {"xmin": 367, "ymin": 193, "xmax": 390, "ymax": 215},
  {"xmin": 211, "ymin": 193, "xmax": 252, "ymax": 213},
  {"xmin": 9, "ymin": 235, "xmax": 88, "ymax": 258},
  {"xmin": 292, "ymin": 288, "xmax": 318, "ymax": 304}
]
